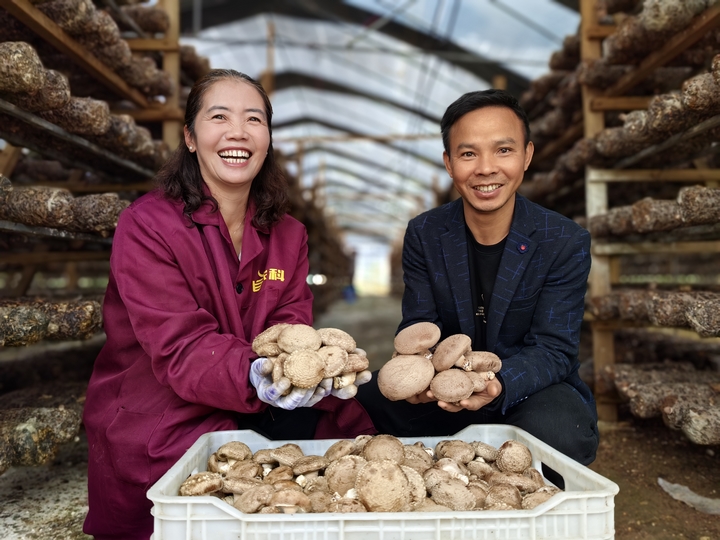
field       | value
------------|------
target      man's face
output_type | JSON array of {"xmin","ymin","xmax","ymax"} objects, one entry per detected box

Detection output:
[{"xmin": 443, "ymin": 106, "xmax": 533, "ymax": 220}]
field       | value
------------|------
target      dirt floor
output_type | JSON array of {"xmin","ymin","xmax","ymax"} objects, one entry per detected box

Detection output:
[{"xmin": 0, "ymin": 295, "xmax": 718, "ymax": 539}]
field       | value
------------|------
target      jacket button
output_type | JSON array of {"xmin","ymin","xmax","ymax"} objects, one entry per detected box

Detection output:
[{"xmin": 236, "ymin": 283, "xmax": 243, "ymax": 294}]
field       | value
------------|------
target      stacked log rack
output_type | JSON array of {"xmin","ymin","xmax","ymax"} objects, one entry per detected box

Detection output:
[
  {"xmin": 517, "ymin": 0, "xmax": 720, "ymax": 445},
  {"xmin": 0, "ymin": 0, "xmax": 187, "ymax": 480}
]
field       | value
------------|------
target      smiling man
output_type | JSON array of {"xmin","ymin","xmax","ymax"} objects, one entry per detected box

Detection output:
[{"xmin": 356, "ymin": 90, "xmax": 599, "ymax": 476}]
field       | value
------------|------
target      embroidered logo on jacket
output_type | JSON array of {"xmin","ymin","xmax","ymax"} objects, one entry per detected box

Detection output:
[{"xmin": 252, "ymin": 269, "xmax": 285, "ymax": 292}]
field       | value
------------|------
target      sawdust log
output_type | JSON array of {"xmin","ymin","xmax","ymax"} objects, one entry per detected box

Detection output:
[
  {"xmin": 36, "ymin": 0, "xmax": 96, "ymax": 36},
  {"xmin": 37, "ymin": 299, "xmax": 103, "ymax": 339},
  {"xmin": 607, "ymin": 205, "xmax": 635, "ymax": 236},
  {"xmin": 686, "ymin": 298, "xmax": 720, "ymax": 337},
  {"xmin": 118, "ymin": 4, "xmax": 170, "ymax": 33},
  {"xmin": 128, "ymin": 124, "xmax": 155, "ymax": 156},
  {"xmin": 0, "ymin": 304, "xmax": 48, "ymax": 346},
  {"xmin": 93, "ymin": 113, "xmax": 140, "ymax": 155},
  {"xmin": 588, "ymin": 291, "xmax": 621, "ymax": 320},
  {"xmin": 3, "ymin": 69, "xmax": 70, "ymax": 113},
  {"xmin": 648, "ymin": 291, "xmax": 694, "ymax": 327},
  {"xmin": 602, "ymin": 16, "xmax": 654, "ymax": 64},
  {"xmin": 81, "ymin": 8, "xmax": 121, "ymax": 45},
  {"xmin": 677, "ymin": 185, "xmax": 720, "ymax": 225},
  {"xmin": 588, "ymin": 214, "xmax": 611, "ymax": 238},
  {"xmin": 0, "ymin": 42, "xmax": 46, "ymax": 94},
  {"xmin": 83, "ymin": 36, "xmax": 132, "ymax": 70},
  {"xmin": 150, "ymin": 139, "xmax": 171, "ymax": 170},
  {"xmin": 646, "ymin": 93, "xmax": 700, "ymax": 136},
  {"xmin": 681, "ymin": 72, "xmax": 720, "ymax": 114},
  {"xmin": 638, "ymin": 0, "xmax": 707, "ymax": 33},
  {"xmin": 557, "ymin": 137, "xmax": 598, "ymax": 173},
  {"xmin": 550, "ymin": 72, "xmax": 581, "ymax": 111},
  {"xmin": 38, "ymin": 96, "xmax": 112, "ymax": 136},
  {"xmin": 0, "ymin": 183, "xmax": 74, "ymax": 228},
  {"xmin": 640, "ymin": 66, "xmax": 695, "ymax": 94},
  {"xmin": 69, "ymin": 193, "xmax": 129, "ymax": 235},
  {"xmin": 675, "ymin": 405, "xmax": 720, "ymax": 445},
  {"xmin": 712, "ymin": 53, "xmax": 720, "ymax": 86},
  {"xmin": 549, "ymin": 34, "xmax": 580, "ymax": 71},
  {"xmin": 661, "ymin": 386, "xmax": 719, "ymax": 429},
  {"xmin": 0, "ymin": 407, "xmax": 81, "ymax": 473},
  {"xmin": 613, "ymin": 362, "xmax": 703, "ymax": 396},
  {"xmin": 529, "ymin": 108, "xmax": 568, "ymax": 137},
  {"xmin": 622, "ymin": 109, "xmax": 654, "ymax": 142},
  {"xmin": 577, "ymin": 58, "xmax": 632, "ymax": 89},
  {"xmin": 617, "ymin": 289, "xmax": 651, "ymax": 321},
  {"xmin": 116, "ymin": 55, "xmax": 172, "ymax": 96},
  {"xmin": 180, "ymin": 44, "xmax": 211, "ymax": 82},
  {"xmin": 595, "ymin": 127, "xmax": 646, "ymax": 158},
  {"xmin": 629, "ymin": 382, "xmax": 717, "ymax": 419},
  {"xmin": 631, "ymin": 198, "xmax": 683, "ymax": 233},
  {"xmin": 12, "ymin": 158, "xmax": 72, "ymax": 183},
  {"xmin": 642, "ymin": 135, "xmax": 717, "ymax": 169}
]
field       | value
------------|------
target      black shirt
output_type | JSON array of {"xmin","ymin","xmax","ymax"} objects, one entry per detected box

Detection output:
[{"xmin": 465, "ymin": 225, "xmax": 506, "ymax": 351}]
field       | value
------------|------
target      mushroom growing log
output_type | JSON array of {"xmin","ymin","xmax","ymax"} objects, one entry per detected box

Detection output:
[
  {"xmin": 677, "ymin": 185, "xmax": 720, "ymax": 225},
  {"xmin": 69, "ymin": 193, "xmax": 130, "ymax": 235},
  {"xmin": 686, "ymin": 298, "xmax": 720, "ymax": 337},
  {"xmin": 681, "ymin": 72, "xmax": 720, "ymax": 114},
  {"xmin": 606, "ymin": 205, "xmax": 635, "ymax": 236},
  {"xmin": 0, "ymin": 41, "xmax": 46, "ymax": 94},
  {"xmin": 3, "ymin": 68, "xmax": 70, "ymax": 113},
  {"xmin": 38, "ymin": 96, "xmax": 112, "ymax": 136},
  {"xmin": 36, "ymin": 0, "xmax": 97, "ymax": 36},
  {"xmin": 0, "ymin": 183, "xmax": 75, "ymax": 228},
  {"xmin": 630, "ymin": 197, "xmax": 683, "ymax": 233}
]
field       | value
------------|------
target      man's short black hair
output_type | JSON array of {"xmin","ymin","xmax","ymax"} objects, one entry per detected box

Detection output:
[{"xmin": 440, "ymin": 89, "xmax": 531, "ymax": 153}]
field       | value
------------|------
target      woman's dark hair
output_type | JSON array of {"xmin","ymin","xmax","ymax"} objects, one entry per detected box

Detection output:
[
  {"xmin": 155, "ymin": 69, "xmax": 289, "ymax": 229},
  {"xmin": 440, "ymin": 89, "xmax": 531, "ymax": 153}
]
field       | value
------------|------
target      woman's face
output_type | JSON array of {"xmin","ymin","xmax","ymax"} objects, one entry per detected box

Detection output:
[{"xmin": 184, "ymin": 78, "xmax": 271, "ymax": 195}]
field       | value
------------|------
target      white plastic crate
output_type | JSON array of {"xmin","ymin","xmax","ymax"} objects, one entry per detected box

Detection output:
[{"xmin": 148, "ymin": 424, "xmax": 618, "ymax": 540}]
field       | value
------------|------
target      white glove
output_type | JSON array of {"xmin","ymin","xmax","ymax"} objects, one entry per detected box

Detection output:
[
  {"xmin": 330, "ymin": 370, "xmax": 372, "ymax": 400},
  {"xmin": 249, "ymin": 357, "xmax": 328, "ymax": 410}
]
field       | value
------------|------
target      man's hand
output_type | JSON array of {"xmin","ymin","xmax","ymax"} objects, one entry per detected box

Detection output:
[
  {"xmin": 405, "ymin": 388, "xmax": 435, "ymax": 405},
  {"xmin": 434, "ymin": 377, "xmax": 503, "ymax": 412}
]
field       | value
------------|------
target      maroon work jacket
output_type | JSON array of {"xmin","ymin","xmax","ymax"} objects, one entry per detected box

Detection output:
[{"xmin": 83, "ymin": 190, "xmax": 374, "ymax": 539}]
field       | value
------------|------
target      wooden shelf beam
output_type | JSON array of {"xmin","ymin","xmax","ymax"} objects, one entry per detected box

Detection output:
[
  {"xmin": 127, "ymin": 38, "xmax": 180, "ymax": 52},
  {"xmin": 592, "ymin": 241, "xmax": 720, "ymax": 255},
  {"xmin": 588, "ymin": 168, "xmax": 720, "ymax": 183},
  {"xmin": 0, "ymin": 220, "xmax": 113, "ymax": 245},
  {"xmin": 111, "ymin": 106, "xmax": 184, "ymax": 122},
  {"xmin": 590, "ymin": 96, "xmax": 653, "ymax": 111},
  {"xmin": 29, "ymin": 182, "xmax": 156, "ymax": 194},
  {"xmin": 0, "ymin": 0, "xmax": 153, "ymax": 109}
]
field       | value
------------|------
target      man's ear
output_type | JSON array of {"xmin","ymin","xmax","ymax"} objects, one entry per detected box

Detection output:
[{"xmin": 523, "ymin": 141, "xmax": 534, "ymax": 171}]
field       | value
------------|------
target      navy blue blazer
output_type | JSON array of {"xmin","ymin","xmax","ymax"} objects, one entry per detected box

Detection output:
[{"xmin": 399, "ymin": 194, "xmax": 597, "ymax": 419}]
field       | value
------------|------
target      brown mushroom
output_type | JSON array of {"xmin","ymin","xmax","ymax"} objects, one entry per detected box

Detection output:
[
  {"xmin": 179, "ymin": 471, "xmax": 223, "ymax": 496},
  {"xmin": 355, "ymin": 459, "xmax": 411, "ymax": 512},
  {"xmin": 362, "ymin": 434, "xmax": 405, "ymax": 463},
  {"xmin": 484, "ymin": 483, "xmax": 522, "ymax": 510},
  {"xmin": 377, "ymin": 355, "xmax": 435, "ymax": 401},
  {"xmin": 393, "ymin": 322, "xmax": 441, "ymax": 355},
  {"xmin": 282, "ymin": 349, "xmax": 325, "ymax": 388},
  {"xmin": 224, "ymin": 459, "xmax": 262, "ymax": 480},
  {"xmin": 222, "ymin": 476, "xmax": 263, "ymax": 495},
  {"xmin": 292, "ymin": 455, "xmax": 329, "ymax": 480},
  {"xmin": 429, "ymin": 477, "xmax": 476, "ymax": 511},
  {"xmin": 435, "ymin": 440, "xmax": 476, "ymax": 464},
  {"xmin": 277, "ymin": 324, "xmax": 322, "ymax": 352},
  {"xmin": 233, "ymin": 484, "xmax": 275, "ymax": 513},
  {"xmin": 403, "ymin": 444, "xmax": 434, "ymax": 474},
  {"xmin": 252, "ymin": 323, "xmax": 289, "ymax": 356},
  {"xmin": 269, "ymin": 489, "xmax": 312, "ymax": 513},
  {"xmin": 401, "ymin": 465, "xmax": 428, "ymax": 510},
  {"xmin": 345, "ymin": 351, "xmax": 370, "ymax": 373},
  {"xmin": 495, "ymin": 440, "xmax": 533, "ymax": 474},
  {"xmin": 216, "ymin": 441, "xmax": 252, "ymax": 463},
  {"xmin": 431, "ymin": 334, "xmax": 472, "ymax": 371},
  {"xmin": 471, "ymin": 441, "xmax": 499, "ymax": 462},
  {"xmin": 324, "ymin": 439, "xmax": 356, "ymax": 462},
  {"xmin": 270, "ymin": 444, "xmax": 305, "ymax": 467},
  {"xmin": 458, "ymin": 350, "xmax": 502, "ymax": 372},
  {"xmin": 263, "ymin": 465, "xmax": 294, "ymax": 484},
  {"xmin": 317, "ymin": 327, "xmax": 357, "ymax": 352},
  {"xmin": 429, "ymin": 369, "xmax": 474, "ymax": 403},
  {"xmin": 318, "ymin": 345, "xmax": 348, "ymax": 378},
  {"xmin": 324, "ymin": 454, "xmax": 367, "ymax": 497}
]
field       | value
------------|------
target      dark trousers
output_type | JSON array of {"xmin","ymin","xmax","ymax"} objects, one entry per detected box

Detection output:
[{"xmin": 356, "ymin": 372, "xmax": 599, "ymax": 479}]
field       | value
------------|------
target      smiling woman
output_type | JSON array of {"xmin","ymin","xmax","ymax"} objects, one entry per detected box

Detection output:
[{"xmin": 81, "ymin": 69, "xmax": 375, "ymax": 540}]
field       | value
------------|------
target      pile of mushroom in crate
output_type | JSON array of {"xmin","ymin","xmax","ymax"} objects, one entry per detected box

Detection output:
[{"xmin": 179, "ymin": 323, "xmax": 558, "ymax": 514}]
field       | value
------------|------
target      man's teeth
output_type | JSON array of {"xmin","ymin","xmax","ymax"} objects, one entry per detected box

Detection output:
[
  {"xmin": 474, "ymin": 184, "xmax": 501, "ymax": 192},
  {"xmin": 219, "ymin": 150, "xmax": 250, "ymax": 162}
]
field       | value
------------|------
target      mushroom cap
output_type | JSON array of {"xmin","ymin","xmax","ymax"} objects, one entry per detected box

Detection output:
[
  {"xmin": 252, "ymin": 448, "xmax": 277, "ymax": 465},
  {"xmin": 429, "ymin": 369, "xmax": 474, "ymax": 403},
  {"xmin": 317, "ymin": 327, "xmax": 357, "ymax": 352},
  {"xmin": 466, "ymin": 458, "xmax": 495, "ymax": 478},
  {"xmin": 353, "ymin": 434, "xmax": 373, "ymax": 454},
  {"xmin": 431, "ymin": 334, "xmax": 472, "ymax": 371},
  {"xmin": 317, "ymin": 345, "xmax": 349, "ymax": 378},
  {"xmin": 292, "ymin": 455, "xmax": 329, "ymax": 476},
  {"xmin": 283, "ymin": 349, "xmax": 325, "ymax": 388},
  {"xmin": 355, "ymin": 459, "xmax": 411, "ymax": 512},
  {"xmin": 234, "ymin": 484, "xmax": 275, "ymax": 513},
  {"xmin": 325, "ymin": 454, "xmax": 367, "ymax": 496},
  {"xmin": 222, "ymin": 476, "xmax": 263, "ymax": 495},
  {"xmin": 277, "ymin": 324, "xmax": 322, "ymax": 353},
  {"xmin": 324, "ymin": 439, "xmax": 356, "ymax": 462},
  {"xmin": 400, "ymin": 465, "xmax": 428, "ymax": 510},
  {"xmin": 413, "ymin": 498, "xmax": 451, "ymax": 512},
  {"xmin": 484, "ymin": 483, "xmax": 522, "ymax": 509},
  {"xmin": 271, "ymin": 479, "xmax": 303, "ymax": 491},
  {"xmin": 179, "ymin": 471, "xmax": 223, "ymax": 496},
  {"xmin": 216, "ymin": 441, "xmax": 252, "ymax": 462},
  {"xmin": 252, "ymin": 323, "xmax": 289, "ymax": 355},
  {"xmin": 307, "ymin": 490, "xmax": 334, "ymax": 512},
  {"xmin": 269, "ymin": 489, "xmax": 312, "ymax": 513},
  {"xmin": 458, "ymin": 350, "xmax": 502, "ymax": 372},
  {"xmin": 263, "ymin": 465, "xmax": 294, "ymax": 484},
  {"xmin": 467, "ymin": 481, "xmax": 490, "ymax": 509},
  {"xmin": 344, "ymin": 352, "xmax": 370, "ymax": 373},
  {"xmin": 471, "ymin": 441, "xmax": 499, "ymax": 462},
  {"xmin": 429, "ymin": 477, "xmax": 476, "ymax": 511},
  {"xmin": 495, "ymin": 440, "xmax": 533, "ymax": 474},
  {"xmin": 486, "ymin": 471, "xmax": 540, "ymax": 494},
  {"xmin": 271, "ymin": 353, "xmax": 287, "ymax": 383},
  {"xmin": 377, "ymin": 354, "xmax": 435, "ymax": 401},
  {"xmin": 394, "ymin": 322, "xmax": 441, "ymax": 355},
  {"xmin": 463, "ymin": 370, "xmax": 488, "ymax": 393},
  {"xmin": 402, "ymin": 444, "xmax": 434, "ymax": 474},
  {"xmin": 435, "ymin": 440, "xmax": 476, "ymax": 464},
  {"xmin": 327, "ymin": 497, "xmax": 368, "ymax": 513},
  {"xmin": 270, "ymin": 444, "xmax": 305, "ymax": 467},
  {"xmin": 522, "ymin": 490, "xmax": 556, "ymax": 509},
  {"xmin": 361, "ymin": 434, "xmax": 405, "ymax": 463},
  {"xmin": 224, "ymin": 460, "xmax": 262, "ymax": 480}
]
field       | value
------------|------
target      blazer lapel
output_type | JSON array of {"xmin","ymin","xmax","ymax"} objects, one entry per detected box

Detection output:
[
  {"xmin": 486, "ymin": 195, "xmax": 537, "ymax": 350},
  {"xmin": 440, "ymin": 200, "xmax": 476, "ymax": 338}
]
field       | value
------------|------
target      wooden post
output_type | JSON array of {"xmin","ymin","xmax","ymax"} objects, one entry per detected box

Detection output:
[
  {"xmin": 581, "ymin": 0, "xmax": 617, "ymax": 421},
  {"xmin": 261, "ymin": 20, "xmax": 276, "ymax": 95},
  {"xmin": 159, "ymin": 0, "xmax": 182, "ymax": 151},
  {"xmin": 492, "ymin": 74, "xmax": 507, "ymax": 90},
  {"xmin": 0, "ymin": 144, "xmax": 22, "ymax": 176}
]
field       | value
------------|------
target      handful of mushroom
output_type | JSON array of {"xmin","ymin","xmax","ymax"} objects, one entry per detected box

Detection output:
[
  {"xmin": 251, "ymin": 323, "xmax": 370, "ymax": 397},
  {"xmin": 178, "ymin": 435, "xmax": 562, "ymax": 513},
  {"xmin": 377, "ymin": 322, "xmax": 502, "ymax": 403}
]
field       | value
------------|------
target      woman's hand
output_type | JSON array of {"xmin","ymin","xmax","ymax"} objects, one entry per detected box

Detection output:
[{"xmin": 249, "ymin": 357, "xmax": 326, "ymax": 409}]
